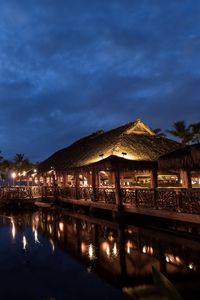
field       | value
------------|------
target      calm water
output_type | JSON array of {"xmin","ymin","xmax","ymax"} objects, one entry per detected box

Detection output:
[{"xmin": 0, "ymin": 208, "xmax": 200, "ymax": 300}]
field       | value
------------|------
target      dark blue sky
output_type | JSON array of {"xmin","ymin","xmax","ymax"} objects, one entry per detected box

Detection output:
[{"xmin": 0, "ymin": 0, "xmax": 200, "ymax": 162}]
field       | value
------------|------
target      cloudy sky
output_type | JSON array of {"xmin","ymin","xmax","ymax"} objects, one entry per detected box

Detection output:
[{"xmin": 0, "ymin": 0, "xmax": 200, "ymax": 162}]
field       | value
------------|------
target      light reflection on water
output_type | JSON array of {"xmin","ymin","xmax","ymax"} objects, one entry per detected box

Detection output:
[{"xmin": 1, "ymin": 209, "xmax": 200, "ymax": 299}]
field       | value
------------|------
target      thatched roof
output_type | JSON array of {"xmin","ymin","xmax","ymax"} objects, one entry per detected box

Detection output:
[
  {"xmin": 77, "ymin": 155, "xmax": 157, "ymax": 172},
  {"xmin": 158, "ymin": 143, "xmax": 200, "ymax": 171},
  {"xmin": 38, "ymin": 119, "xmax": 180, "ymax": 173}
]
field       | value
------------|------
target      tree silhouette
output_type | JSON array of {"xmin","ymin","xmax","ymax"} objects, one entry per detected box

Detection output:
[
  {"xmin": 189, "ymin": 122, "xmax": 200, "ymax": 143},
  {"xmin": 166, "ymin": 121, "xmax": 193, "ymax": 145}
]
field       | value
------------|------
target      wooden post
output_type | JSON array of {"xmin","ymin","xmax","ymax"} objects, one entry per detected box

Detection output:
[
  {"xmin": 176, "ymin": 189, "xmax": 182, "ymax": 212},
  {"xmin": 180, "ymin": 170, "xmax": 192, "ymax": 188},
  {"xmin": 91, "ymin": 171, "xmax": 97, "ymax": 201},
  {"xmin": 74, "ymin": 172, "xmax": 79, "ymax": 199},
  {"xmin": 62, "ymin": 172, "xmax": 67, "ymax": 187},
  {"xmin": 43, "ymin": 173, "xmax": 47, "ymax": 186},
  {"xmin": 150, "ymin": 170, "xmax": 158, "ymax": 209},
  {"xmin": 108, "ymin": 171, "xmax": 115, "ymax": 187},
  {"xmin": 114, "ymin": 169, "xmax": 122, "ymax": 206},
  {"xmin": 150, "ymin": 170, "xmax": 158, "ymax": 189}
]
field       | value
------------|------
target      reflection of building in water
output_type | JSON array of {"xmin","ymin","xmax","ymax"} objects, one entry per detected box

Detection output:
[{"xmin": 30, "ymin": 210, "xmax": 200, "ymax": 292}]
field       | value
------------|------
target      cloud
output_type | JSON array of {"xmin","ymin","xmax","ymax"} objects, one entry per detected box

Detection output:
[{"xmin": 0, "ymin": 0, "xmax": 199, "ymax": 161}]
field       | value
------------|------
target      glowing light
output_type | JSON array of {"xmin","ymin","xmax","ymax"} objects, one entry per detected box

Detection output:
[
  {"xmin": 49, "ymin": 225, "xmax": 52, "ymax": 234},
  {"xmin": 22, "ymin": 171, "xmax": 26, "ymax": 176},
  {"xmin": 35, "ymin": 215, "xmax": 39, "ymax": 223},
  {"xmin": 113, "ymin": 243, "xmax": 117, "ymax": 256},
  {"xmin": 108, "ymin": 233, "xmax": 114, "ymax": 242},
  {"xmin": 49, "ymin": 238, "xmax": 55, "ymax": 252},
  {"xmin": 165, "ymin": 254, "xmax": 182, "ymax": 265},
  {"xmin": 22, "ymin": 236, "xmax": 27, "ymax": 250},
  {"xmin": 81, "ymin": 242, "xmax": 86, "ymax": 254},
  {"xmin": 101, "ymin": 242, "xmax": 109, "ymax": 251},
  {"xmin": 11, "ymin": 172, "xmax": 16, "ymax": 179},
  {"xmin": 102, "ymin": 241, "xmax": 110, "ymax": 257},
  {"xmin": 57, "ymin": 230, "xmax": 60, "ymax": 239},
  {"xmin": 126, "ymin": 240, "xmax": 133, "ymax": 254},
  {"xmin": 106, "ymin": 245, "xmax": 110, "ymax": 257},
  {"xmin": 11, "ymin": 219, "xmax": 16, "ymax": 239},
  {"xmin": 59, "ymin": 222, "xmax": 64, "ymax": 232},
  {"xmin": 142, "ymin": 245, "xmax": 153, "ymax": 255},
  {"xmin": 34, "ymin": 230, "xmax": 40, "ymax": 243},
  {"xmin": 189, "ymin": 263, "xmax": 194, "ymax": 270},
  {"xmin": 88, "ymin": 244, "xmax": 94, "ymax": 260}
]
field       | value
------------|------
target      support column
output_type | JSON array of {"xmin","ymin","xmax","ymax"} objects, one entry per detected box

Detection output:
[
  {"xmin": 62, "ymin": 172, "xmax": 67, "ymax": 187},
  {"xmin": 91, "ymin": 171, "xmax": 97, "ymax": 201},
  {"xmin": 150, "ymin": 170, "xmax": 158, "ymax": 189},
  {"xmin": 114, "ymin": 169, "xmax": 122, "ymax": 206},
  {"xmin": 74, "ymin": 172, "xmax": 79, "ymax": 199},
  {"xmin": 43, "ymin": 173, "xmax": 47, "ymax": 186},
  {"xmin": 51, "ymin": 171, "xmax": 56, "ymax": 187},
  {"xmin": 108, "ymin": 171, "xmax": 115, "ymax": 187},
  {"xmin": 57, "ymin": 172, "xmax": 61, "ymax": 187},
  {"xmin": 150, "ymin": 170, "xmax": 158, "ymax": 209},
  {"xmin": 180, "ymin": 170, "xmax": 192, "ymax": 188}
]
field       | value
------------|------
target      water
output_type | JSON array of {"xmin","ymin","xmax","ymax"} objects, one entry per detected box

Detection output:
[{"xmin": 0, "ymin": 208, "xmax": 200, "ymax": 299}]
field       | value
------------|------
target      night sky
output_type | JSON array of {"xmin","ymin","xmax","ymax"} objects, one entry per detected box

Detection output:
[{"xmin": 0, "ymin": 0, "xmax": 200, "ymax": 162}]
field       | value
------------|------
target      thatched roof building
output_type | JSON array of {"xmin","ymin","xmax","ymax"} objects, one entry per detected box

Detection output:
[
  {"xmin": 38, "ymin": 119, "xmax": 180, "ymax": 173},
  {"xmin": 158, "ymin": 143, "xmax": 200, "ymax": 171}
]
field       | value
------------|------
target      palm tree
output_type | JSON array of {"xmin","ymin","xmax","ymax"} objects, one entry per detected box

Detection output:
[
  {"xmin": 13, "ymin": 153, "xmax": 34, "ymax": 171},
  {"xmin": 166, "ymin": 121, "xmax": 193, "ymax": 145},
  {"xmin": 13, "ymin": 153, "xmax": 25, "ymax": 170},
  {"xmin": 189, "ymin": 122, "xmax": 200, "ymax": 143}
]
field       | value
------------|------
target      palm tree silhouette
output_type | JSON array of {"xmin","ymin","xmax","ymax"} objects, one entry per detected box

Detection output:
[{"xmin": 166, "ymin": 121, "xmax": 193, "ymax": 145}]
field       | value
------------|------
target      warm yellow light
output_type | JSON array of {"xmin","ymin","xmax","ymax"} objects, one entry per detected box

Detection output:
[
  {"xmin": 49, "ymin": 225, "xmax": 52, "ymax": 234},
  {"xmin": 11, "ymin": 219, "xmax": 16, "ymax": 239},
  {"xmin": 88, "ymin": 244, "xmax": 94, "ymax": 260},
  {"xmin": 126, "ymin": 240, "xmax": 133, "ymax": 254},
  {"xmin": 81, "ymin": 242, "xmax": 86, "ymax": 254},
  {"xmin": 113, "ymin": 243, "xmax": 117, "ymax": 256},
  {"xmin": 49, "ymin": 238, "xmax": 55, "ymax": 252},
  {"xmin": 142, "ymin": 245, "xmax": 153, "ymax": 255},
  {"xmin": 23, "ymin": 236, "xmax": 27, "ymax": 250},
  {"xmin": 35, "ymin": 215, "xmax": 39, "ymax": 223},
  {"xmin": 34, "ymin": 230, "xmax": 40, "ymax": 243},
  {"xmin": 59, "ymin": 222, "xmax": 64, "ymax": 232},
  {"xmin": 11, "ymin": 172, "xmax": 16, "ymax": 179},
  {"xmin": 189, "ymin": 263, "xmax": 194, "ymax": 270},
  {"xmin": 22, "ymin": 171, "xmax": 26, "ymax": 176}
]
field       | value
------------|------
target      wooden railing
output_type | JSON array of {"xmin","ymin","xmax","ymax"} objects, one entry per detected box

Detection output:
[
  {"xmin": 0, "ymin": 186, "xmax": 42, "ymax": 201},
  {"xmin": 0, "ymin": 186, "xmax": 200, "ymax": 215},
  {"xmin": 58, "ymin": 187, "xmax": 200, "ymax": 214}
]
